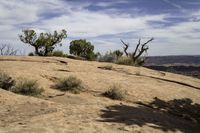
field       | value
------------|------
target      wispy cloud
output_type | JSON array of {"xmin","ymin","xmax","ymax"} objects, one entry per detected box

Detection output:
[
  {"xmin": 0, "ymin": 0, "xmax": 199, "ymax": 55},
  {"xmin": 162, "ymin": 0, "xmax": 184, "ymax": 10}
]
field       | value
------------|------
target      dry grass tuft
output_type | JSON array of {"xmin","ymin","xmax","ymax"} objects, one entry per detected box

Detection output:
[
  {"xmin": 54, "ymin": 76, "xmax": 84, "ymax": 94},
  {"xmin": 103, "ymin": 84, "xmax": 126, "ymax": 100},
  {"xmin": 11, "ymin": 79, "xmax": 43, "ymax": 96}
]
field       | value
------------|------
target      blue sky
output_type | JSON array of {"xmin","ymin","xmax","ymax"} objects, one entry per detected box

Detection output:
[{"xmin": 0, "ymin": 0, "xmax": 200, "ymax": 55}]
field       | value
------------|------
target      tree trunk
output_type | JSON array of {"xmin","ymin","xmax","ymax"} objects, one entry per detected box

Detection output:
[{"xmin": 35, "ymin": 47, "xmax": 39, "ymax": 55}]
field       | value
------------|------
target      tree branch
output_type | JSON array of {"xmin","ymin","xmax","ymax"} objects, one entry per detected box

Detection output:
[{"xmin": 120, "ymin": 39, "xmax": 129, "ymax": 57}]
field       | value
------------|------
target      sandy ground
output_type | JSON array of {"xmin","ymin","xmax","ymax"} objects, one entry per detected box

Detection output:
[{"xmin": 0, "ymin": 56, "xmax": 200, "ymax": 133}]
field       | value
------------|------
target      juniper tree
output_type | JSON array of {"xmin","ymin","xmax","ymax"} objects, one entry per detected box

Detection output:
[{"xmin": 19, "ymin": 29, "xmax": 67, "ymax": 56}]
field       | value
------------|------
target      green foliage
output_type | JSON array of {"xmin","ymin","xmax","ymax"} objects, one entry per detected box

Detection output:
[
  {"xmin": 11, "ymin": 79, "xmax": 43, "ymax": 96},
  {"xmin": 0, "ymin": 72, "xmax": 15, "ymax": 90},
  {"xmin": 86, "ymin": 52, "xmax": 98, "ymax": 61},
  {"xmin": 54, "ymin": 76, "xmax": 83, "ymax": 94},
  {"xmin": 69, "ymin": 39, "xmax": 95, "ymax": 60},
  {"xmin": 19, "ymin": 29, "xmax": 67, "ymax": 56},
  {"xmin": 103, "ymin": 84, "xmax": 125, "ymax": 100}
]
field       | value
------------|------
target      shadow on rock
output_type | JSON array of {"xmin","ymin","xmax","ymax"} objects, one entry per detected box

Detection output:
[{"xmin": 99, "ymin": 98, "xmax": 200, "ymax": 133}]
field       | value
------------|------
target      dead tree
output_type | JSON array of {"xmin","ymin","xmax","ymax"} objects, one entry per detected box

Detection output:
[
  {"xmin": 0, "ymin": 44, "xmax": 18, "ymax": 56},
  {"xmin": 120, "ymin": 39, "xmax": 129, "ymax": 57},
  {"xmin": 121, "ymin": 37, "xmax": 154, "ymax": 65}
]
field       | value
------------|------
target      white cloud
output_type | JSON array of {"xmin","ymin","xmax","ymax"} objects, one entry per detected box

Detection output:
[
  {"xmin": 0, "ymin": 0, "xmax": 199, "ymax": 55},
  {"xmin": 0, "ymin": 1, "xmax": 39, "ymax": 25},
  {"xmin": 36, "ymin": 11, "xmax": 167, "ymax": 38}
]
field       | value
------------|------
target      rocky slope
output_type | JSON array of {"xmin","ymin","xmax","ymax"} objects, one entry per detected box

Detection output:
[{"xmin": 0, "ymin": 56, "xmax": 200, "ymax": 133}]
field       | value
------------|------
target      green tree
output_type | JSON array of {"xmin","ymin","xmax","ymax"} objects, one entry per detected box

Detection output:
[
  {"xmin": 19, "ymin": 29, "xmax": 67, "ymax": 56},
  {"xmin": 69, "ymin": 39, "xmax": 95, "ymax": 60}
]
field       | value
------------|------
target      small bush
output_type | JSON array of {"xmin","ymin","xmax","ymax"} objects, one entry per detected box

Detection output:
[
  {"xmin": 116, "ymin": 56, "xmax": 134, "ymax": 65},
  {"xmin": 98, "ymin": 52, "xmax": 117, "ymax": 63},
  {"xmin": 28, "ymin": 52, "xmax": 34, "ymax": 56},
  {"xmin": 52, "ymin": 50, "xmax": 66, "ymax": 57},
  {"xmin": 103, "ymin": 84, "xmax": 125, "ymax": 100},
  {"xmin": 11, "ymin": 79, "xmax": 43, "ymax": 96},
  {"xmin": 0, "ymin": 72, "xmax": 15, "ymax": 90},
  {"xmin": 54, "ymin": 76, "xmax": 83, "ymax": 94},
  {"xmin": 85, "ymin": 52, "xmax": 97, "ymax": 61},
  {"xmin": 134, "ymin": 58, "xmax": 145, "ymax": 66},
  {"xmin": 113, "ymin": 50, "xmax": 123, "ymax": 59}
]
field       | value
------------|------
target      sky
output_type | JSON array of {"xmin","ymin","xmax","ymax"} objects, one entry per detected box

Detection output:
[{"xmin": 0, "ymin": 0, "xmax": 200, "ymax": 56}]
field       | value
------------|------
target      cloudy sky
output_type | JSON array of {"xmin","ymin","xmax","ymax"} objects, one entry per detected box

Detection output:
[{"xmin": 0, "ymin": 0, "xmax": 200, "ymax": 55}]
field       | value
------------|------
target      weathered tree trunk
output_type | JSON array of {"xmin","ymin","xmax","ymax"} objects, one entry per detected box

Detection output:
[{"xmin": 34, "ymin": 47, "xmax": 39, "ymax": 55}]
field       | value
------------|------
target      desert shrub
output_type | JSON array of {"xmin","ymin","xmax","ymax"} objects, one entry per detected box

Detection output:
[
  {"xmin": 86, "ymin": 52, "xmax": 98, "ymax": 61},
  {"xmin": 103, "ymin": 84, "xmax": 125, "ymax": 100},
  {"xmin": 54, "ymin": 76, "xmax": 83, "ymax": 94},
  {"xmin": 28, "ymin": 52, "xmax": 34, "ymax": 56},
  {"xmin": 0, "ymin": 72, "xmax": 15, "ymax": 90},
  {"xmin": 134, "ymin": 58, "xmax": 145, "ymax": 66},
  {"xmin": 11, "ymin": 79, "xmax": 43, "ymax": 96},
  {"xmin": 98, "ymin": 52, "xmax": 117, "ymax": 63},
  {"xmin": 52, "ymin": 50, "xmax": 66, "ymax": 57},
  {"xmin": 116, "ymin": 56, "xmax": 134, "ymax": 65},
  {"xmin": 98, "ymin": 65, "xmax": 113, "ymax": 70},
  {"xmin": 113, "ymin": 50, "xmax": 123, "ymax": 59},
  {"xmin": 69, "ymin": 39, "xmax": 96, "ymax": 61}
]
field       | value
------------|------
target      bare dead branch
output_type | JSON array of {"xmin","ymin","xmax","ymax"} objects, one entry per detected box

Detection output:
[
  {"xmin": 132, "ymin": 38, "xmax": 141, "ymax": 58},
  {"xmin": 120, "ymin": 37, "xmax": 154, "ymax": 66},
  {"xmin": 0, "ymin": 44, "xmax": 18, "ymax": 56},
  {"xmin": 120, "ymin": 39, "xmax": 129, "ymax": 57},
  {"xmin": 134, "ymin": 37, "xmax": 154, "ymax": 61}
]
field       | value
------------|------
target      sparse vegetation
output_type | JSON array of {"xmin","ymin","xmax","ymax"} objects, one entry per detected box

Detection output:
[
  {"xmin": 0, "ymin": 44, "xmax": 18, "ymax": 56},
  {"xmin": 0, "ymin": 71, "xmax": 15, "ymax": 90},
  {"xmin": 54, "ymin": 76, "xmax": 83, "ymax": 94},
  {"xmin": 98, "ymin": 51, "xmax": 117, "ymax": 63},
  {"xmin": 116, "ymin": 56, "xmax": 134, "ymax": 65},
  {"xmin": 103, "ymin": 84, "xmax": 125, "ymax": 100},
  {"xmin": 11, "ymin": 79, "xmax": 43, "ymax": 96},
  {"xmin": 113, "ymin": 50, "xmax": 123, "ymax": 59},
  {"xmin": 51, "ymin": 50, "xmax": 67, "ymax": 57}
]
